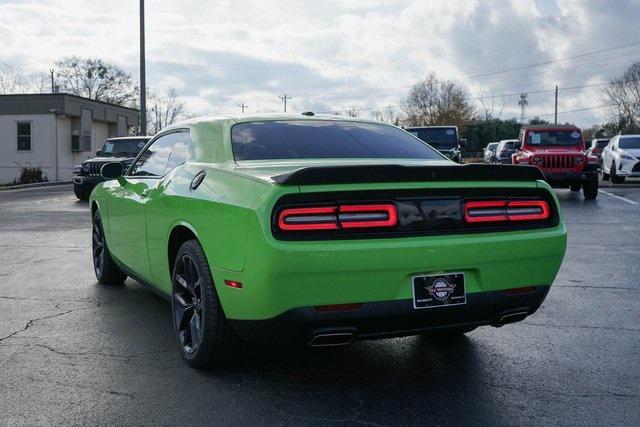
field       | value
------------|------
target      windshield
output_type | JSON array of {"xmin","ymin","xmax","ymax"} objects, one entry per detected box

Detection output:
[
  {"xmin": 231, "ymin": 120, "xmax": 443, "ymax": 161},
  {"xmin": 407, "ymin": 128, "xmax": 458, "ymax": 149},
  {"xmin": 487, "ymin": 143, "xmax": 498, "ymax": 150},
  {"xmin": 526, "ymin": 130, "xmax": 582, "ymax": 147},
  {"xmin": 594, "ymin": 139, "xmax": 609, "ymax": 148},
  {"xmin": 101, "ymin": 138, "xmax": 148, "ymax": 157},
  {"xmin": 619, "ymin": 137, "xmax": 640, "ymax": 149}
]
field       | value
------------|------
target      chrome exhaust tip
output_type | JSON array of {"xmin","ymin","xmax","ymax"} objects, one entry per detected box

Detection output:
[{"xmin": 308, "ymin": 332, "xmax": 354, "ymax": 347}]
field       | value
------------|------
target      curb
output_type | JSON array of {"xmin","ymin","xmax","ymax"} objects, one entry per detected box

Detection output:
[{"xmin": 0, "ymin": 181, "xmax": 72, "ymax": 191}]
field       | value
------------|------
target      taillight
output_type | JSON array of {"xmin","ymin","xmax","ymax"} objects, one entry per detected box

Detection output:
[
  {"xmin": 464, "ymin": 200, "xmax": 550, "ymax": 223},
  {"xmin": 277, "ymin": 204, "xmax": 397, "ymax": 231}
]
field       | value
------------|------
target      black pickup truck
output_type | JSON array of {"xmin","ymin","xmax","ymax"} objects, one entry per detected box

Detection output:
[{"xmin": 72, "ymin": 136, "xmax": 150, "ymax": 200}]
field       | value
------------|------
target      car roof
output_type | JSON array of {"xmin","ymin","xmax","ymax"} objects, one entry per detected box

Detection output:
[
  {"xmin": 521, "ymin": 124, "xmax": 580, "ymax": 131},
  {"xmin": 619, "ymin": 134, "xmax": 640, "ymax": 138},
  {"xmin": 170, "ymin": 113, "xmax": 385, "ymax": 128},
  {"xmin": 106, "ymin": 136, "xmax": 152, "ymax": 141},
  {"xmin": 405, "ymin": 125, "xmax": 458, "ymax": 129}
]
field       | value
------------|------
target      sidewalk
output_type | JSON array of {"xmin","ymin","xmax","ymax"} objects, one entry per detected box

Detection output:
[{"xmin": 0, "ymin": 180, "xmax": 72, "ymax": 191}]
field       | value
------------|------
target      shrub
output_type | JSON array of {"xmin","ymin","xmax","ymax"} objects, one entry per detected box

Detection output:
[{"xmin": 13, "ymin": 161, "xmax": 48, "ymax": 184}]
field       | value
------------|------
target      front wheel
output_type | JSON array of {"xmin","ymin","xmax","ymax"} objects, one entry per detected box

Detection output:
[
  {"xmin": 74, "ymin": 183, "xmax": 89, "ymax": 201},
  {"xmin": 92, "ymin": 211, "xmax": 127, "ymax": 284},
  {"xmin": 611, "ymin": 163, "xmax": 625, "ymax": 184},
  {"xmin": 583, "ymin": 175, "xmax": 598, "ymax": 200},
  {"xmin": 171, "ymin": 239, "xmax": 241, "ymax": 368}
]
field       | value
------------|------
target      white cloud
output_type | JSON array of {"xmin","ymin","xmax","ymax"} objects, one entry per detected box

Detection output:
[{"xmin": 1, "ymin": 0, "xmax": 639, "ymax": 126}]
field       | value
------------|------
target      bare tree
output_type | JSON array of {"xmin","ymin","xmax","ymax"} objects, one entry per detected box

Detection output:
[
  {"xmin": 402, "ymin": 72, "xmax": 476, "ymax": 127},
  {"xmin": 54, "ymin": 56, "xmax": 137, "ymax": 106},
  {"xmin": 344, "ymin": 107, "xmax": 360, "ymax": 117},
  {"xmin": 147, "ymin": 89, "xmax": 186, "ymax": 135},
  {"xmin": 477, "ymin": 90, "xmax": 505, "ymax": 121},
  {"xmin": 0, "ymin": 63, "xmax": 26, "ymax": 94},
  {"xmin": 603, "ymin": 61, "xmax": 640, "ymax": 133},
  {"xmin": 368, "ymin": 106, "xmax": 404, "ymax": 126}
]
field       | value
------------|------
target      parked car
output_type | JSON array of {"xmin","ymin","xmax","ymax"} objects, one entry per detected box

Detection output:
[
  {"xmin": 495, "ymin": 139, "xmax": 520, "ymax": 164},
  {"xmin": 512, "ymin": 125, "xmax": 599, "ymax": 199},
  {"xmin": 586, "ymin": 138, "xmax": 609, "ymax": 165},
  {"xmin": 483, "ymin": 142, "xmax": 499, "ymax": 163},
  {"xmin": 601, "ymin": 134, "xmax": 640, "ymax": 184},
  {"xmin": 90, "ymin": 114, "xmax": 567, "ymax": 368},
  {"xmin": 405, "ymin": 126, "xmax": 466, "ymax": 163},
  {"xmin": 72, "ymin": 136, "xmax": 150, "ymax": 200}
]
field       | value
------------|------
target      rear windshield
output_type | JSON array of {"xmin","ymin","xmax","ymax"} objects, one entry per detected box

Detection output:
[
  {"xmin": 407, "ymin": 128, "xmax": 457, "ymax": 149},
  {"xmin": 231, "ymin": 120, "xmax": 443, "ymax": 161},
  {"xmin": 102, "ymin": 138, "xmax": 148, "ymax": 157},
  {"xmin": 594, "ymin": 139, "xmax": 609, "ymax": 148},
  {"xmin": 619, "ymin": 137, "xmax": 640, "ymax": 149},
  {"xmin": 526, "ymin": 130, "xmax": 582, "ymax": 146}
]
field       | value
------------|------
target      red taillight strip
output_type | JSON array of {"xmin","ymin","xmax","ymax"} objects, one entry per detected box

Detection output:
[
  {"xmin": 506, "ymin": 200, "xmax": 550, "ymax": 221},
  {"xmin": 339, "ymin": 204, "xmax": 397, "ymax": 229},
  {"xmin": 464, "ymin": 200, "xmax": 508, "ymax": 223},
  {"xmin": 464, "ymin": 200, "xmax": 550, "ymax": 223},
  {"xmin": 277, "ymin": 204, "xmax": 398, "ymax": 231},
  {"xmin": 278, "ymin": 206, "xmax": 338, "ymax": 231}
]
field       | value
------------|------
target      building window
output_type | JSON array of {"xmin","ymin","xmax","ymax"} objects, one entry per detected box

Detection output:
[{"xmin": 17, "ymin": 122, "xmax": 31, "ymax": 151}]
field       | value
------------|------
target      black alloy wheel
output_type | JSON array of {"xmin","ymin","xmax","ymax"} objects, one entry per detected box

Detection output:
[
  {"xmin": 92, "ymin": 211, "xmax": 127, "ymax": 284},
  {"xmin": 173, "ymin": 254, "xmax": 204, "ymax": 354},
  {"xmin": 171, "ymin": 239, "xmax": 240, "ymax": 368}
]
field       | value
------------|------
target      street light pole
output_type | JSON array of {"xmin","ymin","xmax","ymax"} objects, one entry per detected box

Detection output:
[{"xmin": 139, "ymin": 0, "xmax": 147, "ymax": 135}]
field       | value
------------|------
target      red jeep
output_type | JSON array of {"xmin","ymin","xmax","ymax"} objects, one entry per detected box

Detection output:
[{"xmin": 513, "ymin": 125, "xmax": 599, "ymax": 199}]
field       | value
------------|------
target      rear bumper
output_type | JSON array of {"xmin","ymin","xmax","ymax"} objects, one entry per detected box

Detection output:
[{"xmin": 230, "ymin": 286, "xmax": 550, "ymax": 344}]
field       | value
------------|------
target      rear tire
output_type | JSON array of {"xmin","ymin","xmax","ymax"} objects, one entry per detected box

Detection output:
[
  {"xmin": 92, "ymin": 211, "xmax": 127, "ymax": 284},
  {"xmin": 583, "ymin": 175, "xmax": 598, "ymax": 200},
  {"xmin": 611, "ymin": 163, "xmax": 625, "ymax": 184},
  {"xmin": 171, "ymin": 239, "xmax": 241, "ymax": 368},
  {"xmin": 74, "ymin": 184, "xmax": 89, "ymax": 201}
]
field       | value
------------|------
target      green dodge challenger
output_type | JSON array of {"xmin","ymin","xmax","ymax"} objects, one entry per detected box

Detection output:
[{"xmin": 89, "ymin": 114, "xmax": 567, "ymax": 367}]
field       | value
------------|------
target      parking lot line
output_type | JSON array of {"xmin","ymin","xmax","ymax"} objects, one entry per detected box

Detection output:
[{"xmin": 599, "ymin": 190, "xmax": 638, "ymax": 205}]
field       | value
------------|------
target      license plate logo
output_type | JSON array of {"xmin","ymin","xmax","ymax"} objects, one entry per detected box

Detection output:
[{"xmin": 413, "ymin": 273, "xmax": 466, "ymax": 309}]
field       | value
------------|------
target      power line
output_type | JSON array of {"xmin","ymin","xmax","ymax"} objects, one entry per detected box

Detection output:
[{"xmin": 279, "ymin": 94, "xmax": 292, "ymax": 112}]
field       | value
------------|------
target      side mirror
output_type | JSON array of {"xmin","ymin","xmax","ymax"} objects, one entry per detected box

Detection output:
[
  {"xmin": 96, "ymin": 150, "xmax": 102, "ymax": 156},
  {"xmin": 459, "ymin": 138, "xmax": 467, "ymax": 147},
  {"xmin": 101, "ymin": 162, "xmax": 124, "ymax": 179}
]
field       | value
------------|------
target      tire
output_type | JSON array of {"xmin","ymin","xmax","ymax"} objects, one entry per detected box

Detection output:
[
  {"xmin": 92, "ymin": 211, "xmax": 127, "ymax": 284},
  {"xmin": 171, "ymin": 239, "xmax": 240, "ymax": 368},
  {"xmin": 583, "ymin": 175, "xmax": 598, "ymax": 200},
  {"xmin": 74, "ymin": 183, "xmax": 89, "ymax": 201},
  {"xmin": 570, "ymin": 183, "xmax": 581, "ymax": 192},
  {"xmin": 611, "ymin": 163, "xmax": 626, "ymax": 184},
  {"xmin": 601, "ymin": 168, "xmax": 610, "ymax": 181}
]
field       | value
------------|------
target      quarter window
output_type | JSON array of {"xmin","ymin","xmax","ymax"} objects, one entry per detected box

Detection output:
[{"xmin": 17, "ymin": 122, "xmax": 31, "ymax": 151}]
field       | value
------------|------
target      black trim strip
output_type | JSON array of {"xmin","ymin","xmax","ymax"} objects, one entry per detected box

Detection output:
[{"xmin": 272, "ymin": 164, "xmax": 544, "ymax": 185}]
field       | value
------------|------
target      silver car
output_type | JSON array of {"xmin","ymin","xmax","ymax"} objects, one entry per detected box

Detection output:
[
  {"xmin": 601, "ymin": 134, "xmax": 640, "ymax": 184},
  {"xmin": 483, "ymin": 142, "xmax": 499, "ymax": 163}
]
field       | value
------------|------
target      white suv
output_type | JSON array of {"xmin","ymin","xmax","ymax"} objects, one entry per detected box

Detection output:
[{"xmin": 601, "ymin": 135, "xmax": 640, "ymax": 184}]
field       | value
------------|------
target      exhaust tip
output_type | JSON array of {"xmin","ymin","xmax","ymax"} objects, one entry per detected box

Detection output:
[
  {"xmin": 308, "ymin": 332, "xmax": 354, "ymax": 347},
  {"xmin": 497, "ymin": 311, "xmax": 529, "ymax": 325}
]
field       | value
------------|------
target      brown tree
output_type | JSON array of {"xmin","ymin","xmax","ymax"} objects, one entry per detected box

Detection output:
[
  {"xmin": 402, "ymin": 72, "xmax": 476, "ymax": 127},
  {"xmin": 147, "ymin": 89, "xmax": 186, "ymax": 135}
]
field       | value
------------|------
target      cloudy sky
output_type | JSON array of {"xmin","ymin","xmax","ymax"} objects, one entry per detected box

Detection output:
[{"xmin": 1, "ymin": 0, "xmax": 639, "ymax": 126}]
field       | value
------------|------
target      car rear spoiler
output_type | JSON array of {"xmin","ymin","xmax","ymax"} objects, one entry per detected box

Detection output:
[{"xmin": 272, "ymin": 164, "xmax": 544, "ymax": 185}]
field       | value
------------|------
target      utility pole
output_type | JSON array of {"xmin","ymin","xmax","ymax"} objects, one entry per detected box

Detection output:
[
  {"xmin": 237, "ymin": 103, "xmax": 248, "ymax": 113},
  {"xmin": 49, "ymin": 69, "xmax": 55, "ymax": 94},
  {"xmin": 554, "ymin": 85, "xmax": 558, "ymax": 125},
  {"xmin": 139, "ymin": 0, "xmax": 147, "ymax": 136},
  {"xmin": 518, "ymin": 93, "xmax": 528, "ymax": 124},
  {"xmin": 279, "ymin": 94, "xmax": 292, "ymax": 112}
]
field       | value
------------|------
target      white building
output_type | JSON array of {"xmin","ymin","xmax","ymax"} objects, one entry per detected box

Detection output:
[{"xmin": 0, "ymin": 94, "xmax": 139, "ymax": 183}]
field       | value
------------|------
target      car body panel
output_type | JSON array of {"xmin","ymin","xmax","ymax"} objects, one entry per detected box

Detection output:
[{"xmin": 90, "ymin": 114, "xmax": 567, "ymax": 339}]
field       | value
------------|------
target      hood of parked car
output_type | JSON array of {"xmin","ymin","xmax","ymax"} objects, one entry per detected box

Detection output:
[
  {"xmin": 84, "ymin": 156, "xmax": 136, "ymax": 164},
  {"xmin": 621, "ymin": 148, "xmax": 640, "ymax": 158}
]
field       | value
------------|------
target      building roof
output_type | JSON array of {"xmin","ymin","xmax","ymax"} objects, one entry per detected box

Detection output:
[{"xmin": 0, "ymin": 93, "xmax": 139, "ymax": 125}]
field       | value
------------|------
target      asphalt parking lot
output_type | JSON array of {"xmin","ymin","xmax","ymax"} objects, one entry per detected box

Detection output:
[{"xmin": 0, "ymin": 182, "xmax": 639, "ymax": 425}]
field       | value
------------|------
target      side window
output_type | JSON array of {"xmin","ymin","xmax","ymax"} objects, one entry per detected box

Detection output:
[
  {"xmin": 165, "ymin": 131, "xmax": 190, "ymax": 172},
  {"xmin": 129, "ymin": 133, "xmax": 177, "ymax": 177}
]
